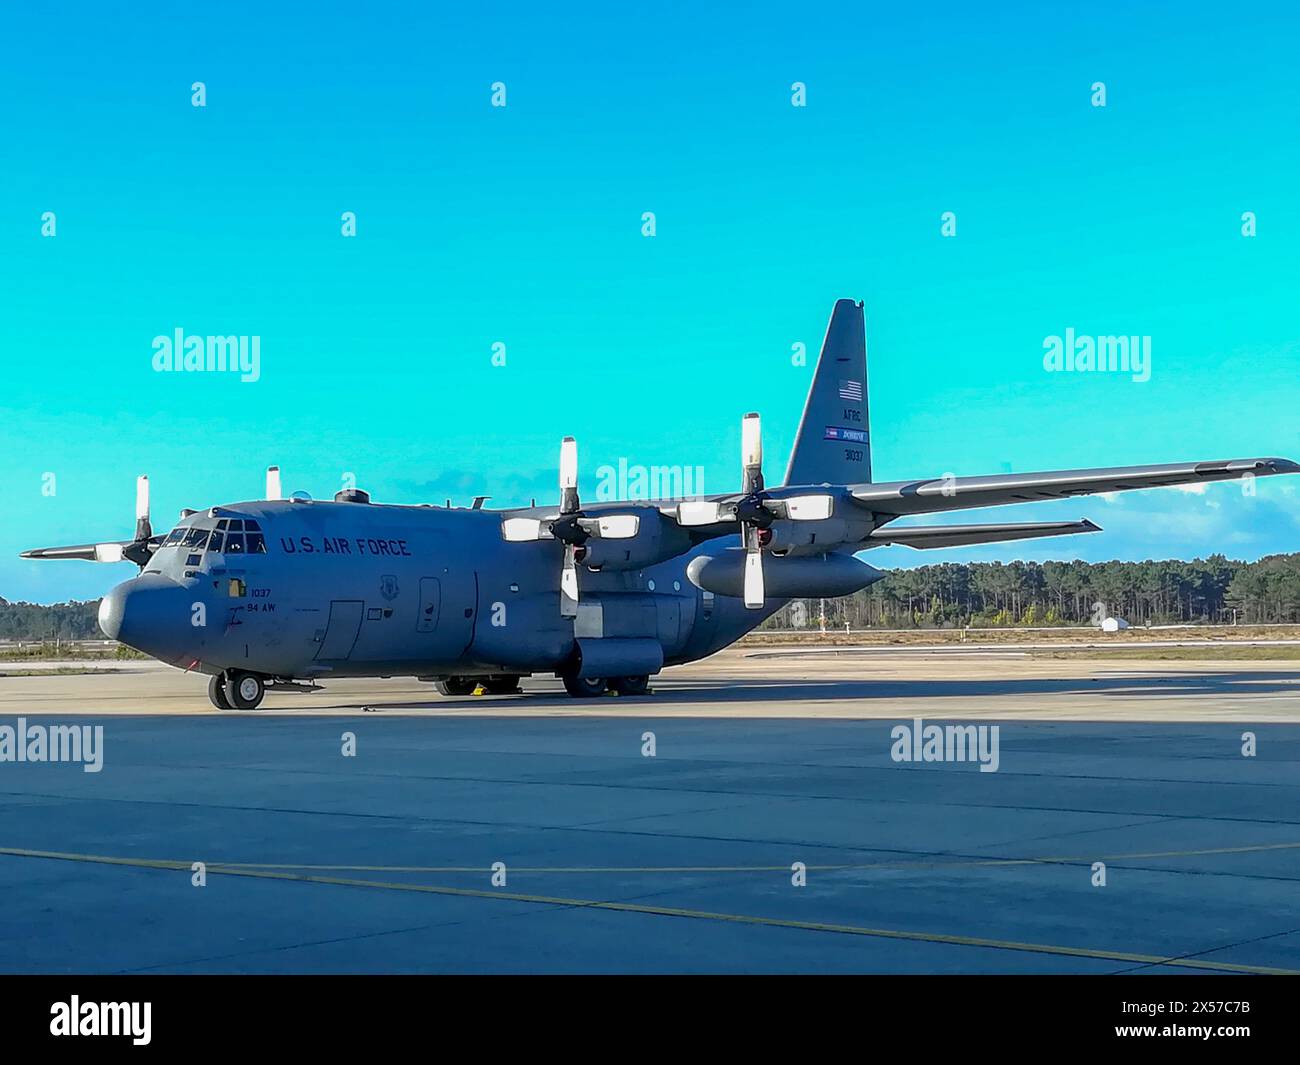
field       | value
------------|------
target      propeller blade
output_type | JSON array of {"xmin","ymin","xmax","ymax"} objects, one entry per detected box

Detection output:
[
  {"xmin": 134, "ymin": 475, "xmax": 152, "ymax": 542},
  {"xmin": 592, "ymin": 514, "xmax": 639, "ymax": 539},
  {"xmin": 501, "ymin": 517, "xmax": 552, "ymax": 542},
  {"xmin": 783, "ymin": 494, "xmax": 834, "ymax": 521},
  {"xmin": 676, "ymin": 500, "xmax": 726, "ymax": 526},
  {"xmin": 560, "ymin": 545, "xmax": 580, "ymax": 617},
  {"xmin": 743, "ymin": 548, "xmax": 764, "ymax": 608},
  {"xmin": 94, "ymin": 543, "xmax": 126, "ymax": 563},
  {"xmin": 741, "ymin": 412, "xmax": 763, "ymax": 494},
  {"xmin": 21, "ymin": 543, "xmax": 125, "ymax": 562},
  {"xmin": 266, "ymin": 466, "xmax": 283, "ymax": 501},
  {"xmin": 559, "ymin": 437, "xmax": 579, "ymax": 514}
]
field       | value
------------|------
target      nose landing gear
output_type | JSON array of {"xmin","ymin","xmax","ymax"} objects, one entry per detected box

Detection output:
[
  {"xmin": 208, "ymin": 670, "xmax": 266, "ymax": 710},
  {"xmin": 207, "ymin": 675, "xmax": 231, "ymax": 710}
]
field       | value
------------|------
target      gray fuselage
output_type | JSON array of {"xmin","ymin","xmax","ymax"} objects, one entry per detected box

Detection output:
[{"xmin": 101, "ymin": 498, "xmax": 779, "ymax": 680}]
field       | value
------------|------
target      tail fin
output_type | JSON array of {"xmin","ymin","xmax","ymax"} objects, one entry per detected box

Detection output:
[{"xmin": 782, "ymin": 298, "xmax": 870, "ymax": 486}]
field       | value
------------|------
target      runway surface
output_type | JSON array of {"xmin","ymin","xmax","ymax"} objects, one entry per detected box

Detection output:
[{"xmin": 1, "ymin": 648, "xmax": 1298, "ymax": 973}]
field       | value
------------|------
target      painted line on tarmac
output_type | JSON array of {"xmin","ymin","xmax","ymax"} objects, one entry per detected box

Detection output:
[
  {"xmin": 1, "ymin": 845, "xmax": 1296, "ymax": 975},
  {"xmin": 111, "ymin": 838, "xmax": 1300, "ymax": 874},
  {"xmin": 5, "ymin": 840, "xmax": 1299, "ymax": 876}
]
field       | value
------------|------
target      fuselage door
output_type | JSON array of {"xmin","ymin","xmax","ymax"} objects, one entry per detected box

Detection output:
[{"xmin": 315, "ymin": 600, "xmax": 364, "ymax": 660}]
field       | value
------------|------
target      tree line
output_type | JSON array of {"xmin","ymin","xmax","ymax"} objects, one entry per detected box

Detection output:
[
  {"xmin": 4, "ymin": 552, "xmax": 1300, "ymax": 639},
  {"xmin": 765, "ymin": 553, "xmax": 1300, "ymax": 629},
  {"xmin": 0, "ymin": 599, "xmax": 104, "ymax": 641}
]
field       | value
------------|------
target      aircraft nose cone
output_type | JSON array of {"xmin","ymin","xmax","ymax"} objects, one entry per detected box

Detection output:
[
  {"xmin": 97, "ymin": 584, "xmax": 127, "ymax": 640},
  {"xmin": 98, "ymin": 575, "xmax": 196, "ymax": 662}
]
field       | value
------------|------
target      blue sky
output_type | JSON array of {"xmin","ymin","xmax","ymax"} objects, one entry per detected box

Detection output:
[{"xmin": 2, "ymin": 2, "xmax": 1298, "ymax": 603}]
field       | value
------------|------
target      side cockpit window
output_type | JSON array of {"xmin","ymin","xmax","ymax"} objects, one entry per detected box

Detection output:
[
  {"xmin": 245, "ymin": 519, "xmax": 266, "ymax": 554},
  {"xmin": 162, "ymin": 527, "xmax": 185, "ymax": 548}
]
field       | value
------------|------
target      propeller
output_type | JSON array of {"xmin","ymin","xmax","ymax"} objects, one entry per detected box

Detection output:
[
  {"xmin": 21, "ymin": 474, "xmax": 158, "ymax": 566},
  {"xmin": 25, "ymin": 467, "xmax": 302, "ymax": 569},
  {"xmin": 554, "ymin": 437, "xmax": 584, "ymax": 617},
  {"xmin": 672, "ymin": 414, "xmax": 838, "ymax": 608},
  {"xmin": 499, "ymin": 436, "xmax": 640, "ymax": 617},
  {"xmin": 737, "ymin": 413, "xmax": 770, "ymax": 607}
]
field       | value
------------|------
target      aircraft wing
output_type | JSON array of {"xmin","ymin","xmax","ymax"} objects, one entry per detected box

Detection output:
[
  {"xmin": 867, "ymin": 519, "xmax": 1100, "ymax": 549},
  {"xmin": 850, "ymin": 458, "xmax": 1299, "ymax": 517}
]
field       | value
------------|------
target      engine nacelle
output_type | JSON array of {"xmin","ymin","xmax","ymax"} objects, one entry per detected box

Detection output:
[
  {"xmin": 687, "ymin": 550, "xmax": 883, "ymax": 599},
  {"xmin": 763, "ymin": 516, "xmax": 871, "ymax": 553},
  {"xmin": 580, "ymin": 510, "xmax": 692, "ymax": 572}
]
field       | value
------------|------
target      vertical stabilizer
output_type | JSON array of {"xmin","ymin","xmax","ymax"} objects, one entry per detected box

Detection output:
[{"xmin": 782, "ymin": 299, "xmax": 870, "ymax": 486}]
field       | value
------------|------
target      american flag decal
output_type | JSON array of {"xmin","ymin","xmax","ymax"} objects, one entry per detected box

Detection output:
[{"xmin": 839, "ymin": 379, "xmax": 863, "ymax": 402}]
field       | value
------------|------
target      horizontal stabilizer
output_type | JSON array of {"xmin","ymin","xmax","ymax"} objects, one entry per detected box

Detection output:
[
  {"xmin": 852, "ymin": 458, "xmax": 1299, "ymax": 517},
  {"xmin": 868, "ymin": 519, "xmax": 1100, "ymax": 550}
]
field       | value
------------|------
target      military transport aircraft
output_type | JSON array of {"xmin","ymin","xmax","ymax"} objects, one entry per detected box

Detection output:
[{"xmin": 22, "ymin": 300, "xmax": 1298, "ymax": 708}]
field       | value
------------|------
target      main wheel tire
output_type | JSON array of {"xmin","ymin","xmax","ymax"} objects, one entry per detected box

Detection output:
[
  {"xmin": 610, "ymin": 675, "xmax": 650, "ymax": 696},
  {"xmin": 224, "ymin": 671, "xmax": 265, "ymax": 710},
  {"xmin": 435, "ymin": 676, "xmax": 477, "ymax": 696},
  {"xmin": 482, "ymin": 676, "xmax": 523, "ymax": 695},
  {"xmin": 562, "ymin": 673, "xmax": 608, "ymax": 698},
  {"xmin": 207, "ymin": 674, "xmax": 232, "ymax": 710}
]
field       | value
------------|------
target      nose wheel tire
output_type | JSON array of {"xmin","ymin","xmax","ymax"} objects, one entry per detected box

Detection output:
[
  {"xmin": 562, "ymin": 673, "xmax": 608, "ymax": 698},
  {"xmin": 435, "ymin": 676, "xmax": 477, "ymax": 696},
  {"xmin": 610, "ymin": 675, "xmax": 650, "ymax": 696},
  {"xmin": 224, "ymin": 671, "xmax": 266, "ymax": 710},
  {"xmin": 207, "ymin": 675, "xmax": 232, "ymax": 710}
]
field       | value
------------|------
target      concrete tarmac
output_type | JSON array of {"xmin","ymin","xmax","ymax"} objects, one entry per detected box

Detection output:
[
  {"xmin": 4, "ymin": 646, "xmax": 1300, "ymax": 721},
  {"xmin": 1, "ymin": 648, "xmax": 1298, "ymax": 973}
]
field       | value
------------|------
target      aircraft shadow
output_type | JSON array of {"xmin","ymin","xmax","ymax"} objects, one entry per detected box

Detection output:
[{"xmin": 321, "ymin": 669, "xmax": 1300, "ymax": 711}]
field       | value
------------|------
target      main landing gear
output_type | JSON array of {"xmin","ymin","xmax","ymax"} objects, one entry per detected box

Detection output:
[
  {"xmin": 560, "ymin": 673, "xmax": 651, "ymax": 698},
  {"xmin": 435, "ymin": 675, "xmax": 523, "ymax": 696},
  {"xmin": 209, "ymin": 670, "xmax": 266, "ymax": 710},
  {"xmin": 431, "ymin": 673, "xmax": 651, "ymax": 698}
]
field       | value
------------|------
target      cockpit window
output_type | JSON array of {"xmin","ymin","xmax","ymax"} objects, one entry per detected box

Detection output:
[
  {"xmin": 246, "ymin": 532, "xmax": 266, "ymax": 553},
  {"xmin": 207, "ymin": 530, "xmax": 225, "ymax": 553},
  {"xmin": 225, "ymin": 534, "xmax": 245, "ymax": 554},
  {"xmin": 228, "ymin": 519, "xmax": 244, "ymax": 531},
  {"xmin": 163, "ymin": 527, "xmax": 185, "ymax": 547},
  {"xmin": 182, "ymin": 527, "xmax": 209, "ymax": 549},
  {"xmin": 215, "ymin": 519, "xmax": 229, "ymax": 530}
]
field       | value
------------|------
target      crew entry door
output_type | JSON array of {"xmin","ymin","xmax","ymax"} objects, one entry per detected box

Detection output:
[{"xmin": 315, "ymin": 600, "xmax": 364, "ymax": 660}]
